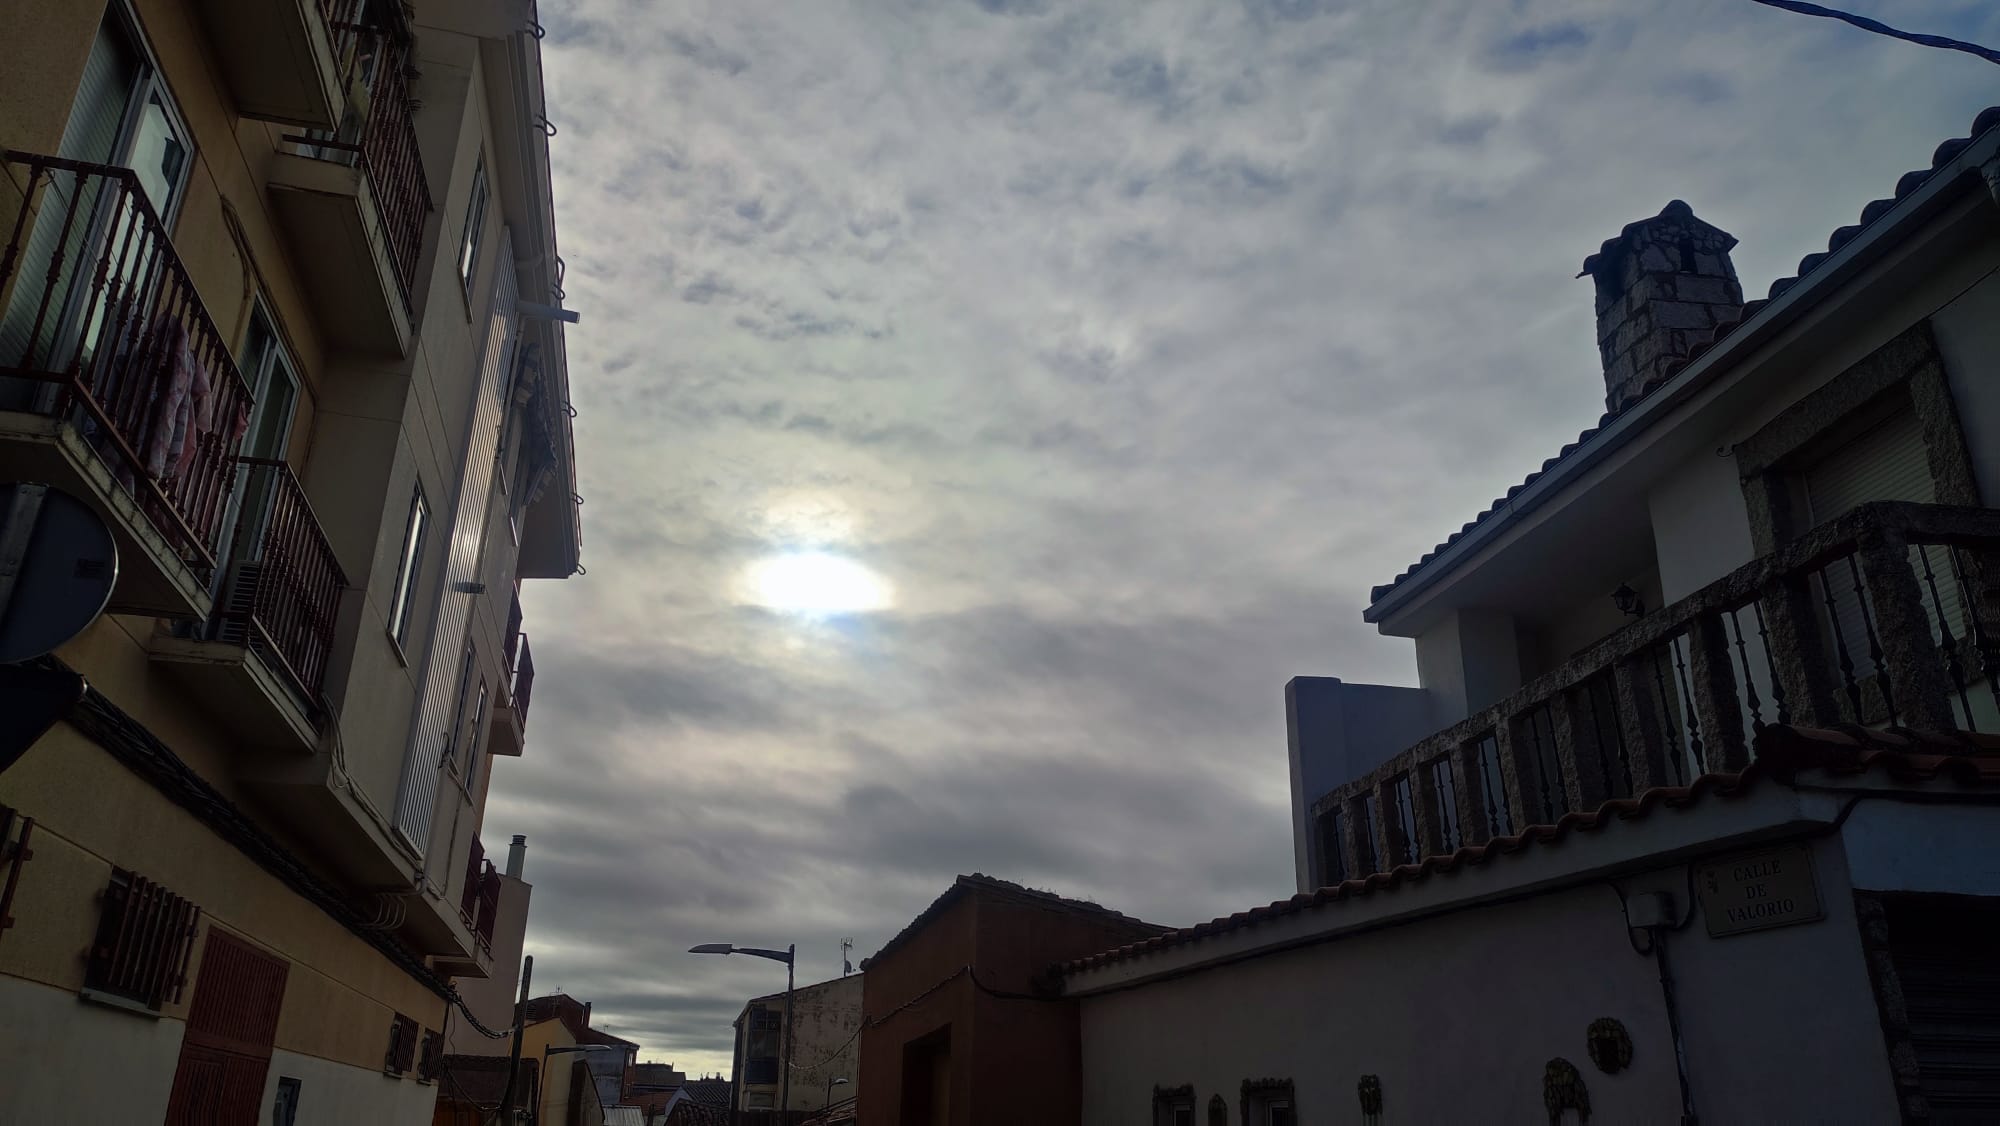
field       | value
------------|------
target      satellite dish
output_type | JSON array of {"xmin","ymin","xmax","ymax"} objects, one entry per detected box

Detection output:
[{"xmin": 0, "ymin": 482, "xmax": 118, "ymax": 663}]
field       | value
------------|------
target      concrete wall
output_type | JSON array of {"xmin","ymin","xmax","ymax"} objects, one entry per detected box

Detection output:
[
  {"xmin": 1079, "ymin": 837, "xmax": 1898, "ymax": 1126},
  {"xmin": 1284, "ymin": 678, "xmax": 1433, "ymax": 891},
  {"xmin": 1932, "ymin": 268, "xmax": 2000, "ymax": 506},
  {"xmin": 0, "ymin": 976, "xmax": 186, "ymax": 1124}
]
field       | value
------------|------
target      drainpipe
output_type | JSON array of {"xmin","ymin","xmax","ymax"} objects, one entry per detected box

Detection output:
[{"xmin": 1622, "ymin": 889, "xmax": 1698, "ymax": 1125}]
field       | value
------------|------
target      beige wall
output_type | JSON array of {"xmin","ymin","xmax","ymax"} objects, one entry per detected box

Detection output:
[
  {"xmin": 737, "ymin": 974, "xmax": 865, "ymax": 1112},
  {"xmin": 1079, "ymin": 837, "xmax": 1896, "ymax": 1125}
]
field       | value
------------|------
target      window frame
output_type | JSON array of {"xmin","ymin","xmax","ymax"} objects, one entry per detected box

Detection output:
[
  {"xmin": 459, "ymin": 676, "xmax": 489, "ymax": 793},
  {"xmin": 456, "ymin": 153, "xmax": 490, "ymax": 296},
  {"xmin": 387, "ymin": 485, "xmax": 429, "ymax": 653}
]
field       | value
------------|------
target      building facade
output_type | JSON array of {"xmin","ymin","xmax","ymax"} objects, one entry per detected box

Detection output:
[
  {"xmin": 0, "ymin": 0, "xmax": 578, "ymax": 1122},
  {"xmin": 729, "ymin": 972, "xmax": 863, "ymax": 1115},
  {"xmin": 857, "ymin": 874, "xmax": 1169, "ymax": 1126},
  {"xmin": 1076, "ymin": 105, "xmax": 2000, "ymax": 1124}
]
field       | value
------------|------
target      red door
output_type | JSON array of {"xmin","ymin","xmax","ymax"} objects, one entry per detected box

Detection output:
[{"xmin": 163, "ymin": 930, "xmax": 290, "ymax": 1126}]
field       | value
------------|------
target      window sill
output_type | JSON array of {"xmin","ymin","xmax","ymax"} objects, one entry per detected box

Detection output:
[{"xmin": 78, "ymin": 988, "xmax": 162, "ymax": 1019}]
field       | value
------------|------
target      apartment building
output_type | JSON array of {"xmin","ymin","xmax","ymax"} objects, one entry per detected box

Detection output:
[
  {"xmin": 728, "ymin": 972, "xmax": 862, "ymax": 1115},
  {"xmin": 0, "ymin": 0, "xmax": 578, "ymax": 1122},
  {"xmin": 1058, "ymin": 106, "xmax": 2000, "ymax": 1123}
]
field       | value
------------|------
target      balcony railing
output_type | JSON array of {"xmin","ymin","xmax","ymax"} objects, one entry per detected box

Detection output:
[
  {"xmin": 1314, "ymin": 502, "xmax": 2000, "ymax": 880},
  {"xmin": 0, "ymin": 153, "xmax": 253, "ymax": 570},
  {"xmin": 287, "ymin": 2, "xmax": 432, "ymax": 303},
  {"xmin": 213, "ymin": 459, "xmax": 348, "ymax": 714},
  {"xmin": 459, "ymin": 838, "xmax": 500, "ymax": 953},
  {"xmin": 504, "ymin": 594, "xmax": 537, "ymax": 731}
]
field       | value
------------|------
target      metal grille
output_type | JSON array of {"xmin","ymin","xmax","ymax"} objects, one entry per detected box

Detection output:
[
  {"xmin": 385, "ymin": 1012, "xmax": 420, "ymax": 1075},
  {"xmin": 85, "ymin": 867, "xmax": 200, "ymax": 1010}
]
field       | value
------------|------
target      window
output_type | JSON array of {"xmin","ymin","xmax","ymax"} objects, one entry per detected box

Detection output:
[
  {"xmin": 1390, "ymin": 774, "xmax": 1420, "ymax": 865},
  {"xmin": 384, "ymin": 1013, "xmax": 419, "ymax": 1075},
  {"xmin": 1153, "ymin": 1086, "xmax": 1195, "ymax": 1126},
  {"xmin": 442, "ymin": 643, "xmax": 477, "ymax": 768},
  {"xmin": 460, "ymin": 679, "xmax": 489, "ymax": 792},
  {"xmin": 388, "ymin": 487, "xmax": 429, "ymax": 649},
  {"xmin": 418, "ymin": 1030, "xmax": 443, "ymax": 1082},
  {"xmin": 1241, "ymin": 1079, "xmax": 1294, "ymax": 1126},
  {"xmin": 273, "ymin": 1077, "xmax": 302, "ymax": 1126},
  {"xmin": 457, "ymin": 154, "xmax": 489, "ymax": 292},
  {"xmin": 84, "ymin": 867, "xmax": 200, "ymax": 1012},
  {"xmin": 1430, "ymin": 757, "xmax": 1462, "ymax": 852},
  {"xmin": 744, "ymin": 1005, "xmax": 781, "ymax": 1084}
]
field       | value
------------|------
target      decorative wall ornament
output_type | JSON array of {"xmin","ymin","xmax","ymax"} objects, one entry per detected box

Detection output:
[
  {"xmin": 1357, "ymin": 1073, "xmax": 1384, "ymax": 1120},
  {"xmin": 1544, "ymin": 1057, "xmax": 1592, "ymax": 1124},
  {"xmin": 1586, "ymin": 1017, "xmax": 1634, "ymax": 1074},
  {"xmin": 1208, "ymin": 1092, "xmax": 1228, "ymax": 1126},
  {"xmin": 1240, "ymin": 1077, "xmax": 1296, "ymax": 1126}
]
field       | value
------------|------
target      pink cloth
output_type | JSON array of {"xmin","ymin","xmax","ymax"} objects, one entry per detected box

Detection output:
[{"xmin": 140, "ymin": 317, "xmax": 197, "ymax": 480}]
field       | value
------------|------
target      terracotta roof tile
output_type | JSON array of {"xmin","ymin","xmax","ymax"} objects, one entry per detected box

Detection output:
[
  {"xmin": 860, "ymin": 872, "xmax": 1167, "ymax": 970},
  {"xmin": 1370, "ymin": 104, "xmax": 2000, "ymax": 609},
  {"xmin": 1061, "ymin": 726, "xmax": 2000, "ymax": 975}
]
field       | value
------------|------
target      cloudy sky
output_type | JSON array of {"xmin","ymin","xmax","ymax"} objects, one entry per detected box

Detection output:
[{"xmin": 484, "ymin": 0, "xmax": 2000, "ymax": 1073}]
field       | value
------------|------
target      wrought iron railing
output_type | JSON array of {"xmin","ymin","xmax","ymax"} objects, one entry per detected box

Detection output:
[
  {"xmin": 459, "ymin": 838, "xmax": 500, "ymax": 952},
  {"xmin": 1313, "ymin": 502, "xmax": 2000, "ymax": 881},
  {"xmin": 504, "ymin": 596, "xmax": 536, "ymax": 730},
  {"xmin": 0, "ymin": 153, "xmax": 254, "ymax": 571},
  {"xmin": 214, "ymin": 459, "xmax": 347, "ymax": 715},
  {"xmin": 289, "ymin": 1, "xmax": 432, "ymax": 305}
]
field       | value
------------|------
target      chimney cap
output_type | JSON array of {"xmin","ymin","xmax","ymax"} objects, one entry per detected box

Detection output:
[{"xmin": 1579, "ymin": 200, "xmax": 1736, "ymax": 279}]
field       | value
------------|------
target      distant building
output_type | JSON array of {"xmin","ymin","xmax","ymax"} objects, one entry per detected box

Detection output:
[
  {"xmin": 518, "ymin": 992, "xmax": 641, "ymax": 1126},
  {"xmin": 730, "ymin": 972, "xmax": 863, "ymax": 1114},
  {"xmin": 857, "ymin": 874, "xmax": 1168, "ymax": 1126}
]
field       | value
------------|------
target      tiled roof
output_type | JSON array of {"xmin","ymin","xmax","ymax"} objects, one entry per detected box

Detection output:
[
  {"xmin": 683, "ymin": 1078, "xmax": 733, "ymax": 1108},
  {"xmin": 861, "ymin": 872, "xmax": 1168, "ymax": 970},
  {"xmin": 1061, "ymin": 725, "xmax": 2000, "ymax": 975},
  {"xmin": 1369, "ymin": 104, "xmax": 2000, "ymax": 609},
  {"xmin": 518, "ymin": 992, "xmax": 641, "ymax": 1048}
]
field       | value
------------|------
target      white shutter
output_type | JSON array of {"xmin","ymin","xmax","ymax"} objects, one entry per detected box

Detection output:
[
  {"xmin": 1803, "ymin": 410, "xmax": 1968, "ymax": 715},
  {"xmin": 393, "ymin": 229, "xmax": 519, "ymax": 855}
]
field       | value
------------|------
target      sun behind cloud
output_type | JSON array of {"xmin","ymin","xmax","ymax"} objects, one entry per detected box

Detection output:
[{"xmin": 745, "ymin": 551, "xmax": 894, "ymax": 614}]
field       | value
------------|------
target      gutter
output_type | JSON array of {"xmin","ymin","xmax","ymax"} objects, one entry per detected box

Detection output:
[{"xmin": 1362, "ymin": 124, "xmax": 2000, "ymax": 627}]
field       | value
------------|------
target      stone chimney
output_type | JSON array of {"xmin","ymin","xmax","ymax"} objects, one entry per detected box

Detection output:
[
  {"xmin": 1580, "ymin": 200, "xmax": 1744, "ymax": 412},
  {"xmin": 506, "ymin": 833, "xmax": 527, "ymax": 878}
]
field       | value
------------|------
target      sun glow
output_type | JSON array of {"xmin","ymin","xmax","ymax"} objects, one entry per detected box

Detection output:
[{"xmin": 746, "ymin": 551, "xmax": 893, "ymax": 614}]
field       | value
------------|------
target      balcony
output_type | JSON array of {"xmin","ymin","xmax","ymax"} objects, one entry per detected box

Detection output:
[
  {"xmin": 0, "ymin": 153, "xmax": 253, "ymax": 618},
  {"xmin": 267, "ymin": 8, "xmax": 431, "ymax": 355},
  {"xmin": 149, "ymin": 459, "xmax": 348, "ymax": 753},
  {"xmin": 1315, "ymin": 502, "xmax": 2000, "ymax": 877},
  {"xmin": 192, "ymin": 0, "xmax": 360, "ymax": 130},
  {"xmin": 490, "ymin": 596, "xmax": 534, "ymax": 757}
]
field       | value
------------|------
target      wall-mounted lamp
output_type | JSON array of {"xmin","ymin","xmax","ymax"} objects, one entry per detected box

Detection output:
[{"xmin": 1611, "ymin": 584, "xmax": 1646, "ymax": 618}]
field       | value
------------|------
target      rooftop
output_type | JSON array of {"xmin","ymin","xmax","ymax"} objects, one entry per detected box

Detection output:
[
  {"xmin": 863, "ymin": 872, "xmax": 1169, "ymax": 969},
  {"xmin": 1368, "ymin": 104, "xmax": 2000, "ymax": 615}
]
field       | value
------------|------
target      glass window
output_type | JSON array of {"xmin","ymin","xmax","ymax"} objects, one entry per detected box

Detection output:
[
  {"xmin": 460, "ymin": 679, "xmax": 488, "ymax": 792},
  {"xmin": 388, "ymin": 488, "xmax": 429, "ymax": 648},
  {"xmin": 457, "ymin": 155, "xmax": 489, "ymax": 291},
  {"xmin": 441, "ymin": 643, "xmax": 476, "ymax": 767}
]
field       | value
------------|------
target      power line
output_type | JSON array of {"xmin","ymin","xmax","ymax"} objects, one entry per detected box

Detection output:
[{"xmin": 1745, "ymin": 0, "xmax": 2000, "ymax": 66}]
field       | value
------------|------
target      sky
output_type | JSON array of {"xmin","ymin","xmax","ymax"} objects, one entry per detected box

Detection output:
[{"xmin": 486, "ymin": 0, "xmax": 2000, "ymax": 1075}]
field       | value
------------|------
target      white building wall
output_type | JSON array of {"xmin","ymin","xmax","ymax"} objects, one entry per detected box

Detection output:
[
  {"xmin": 260, "ymin": 1048, "xmax": 442, "ymax": 1126},
  {"xmin": 0, "ymin": 976, "xmax": 185, "ymax": 1123},
  {"xmin": 1080, "ymin": 837, "xmax": 1898, "ymax": 1126},
  {"xmin": 1932, "ymin": 268, "xmax": 2000, "ymax": 506}
]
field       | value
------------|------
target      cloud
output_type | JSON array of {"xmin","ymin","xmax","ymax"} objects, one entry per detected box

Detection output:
[{"xmin": 504, "ymin": 0, "xmax": 2000, "ymax": 1075}]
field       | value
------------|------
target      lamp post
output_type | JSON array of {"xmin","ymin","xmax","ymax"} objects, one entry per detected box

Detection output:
[
  {"xmin": 539, "ymin": 1043, "xmax": 625, "ymax": 1126},
  {"xmin": 824, "ymin": 1075, "xmax": 849, "ymax": 1108},
  {"xmin": 690, "ymin": 942, "xmax": 795, "ymax": 1117}
]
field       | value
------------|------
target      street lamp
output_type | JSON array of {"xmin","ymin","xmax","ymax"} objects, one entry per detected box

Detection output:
[
  {"xmin": 825, "ymin": 1075, "xmax": 850, "ymax": 1108},
  {"xmin": 539, "ymin": 1043, "xmax": 626, "ymax": 1126},
  {"xmin": 690, "ymin": 942, "xmax": 796, "ymax": 1117}
]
